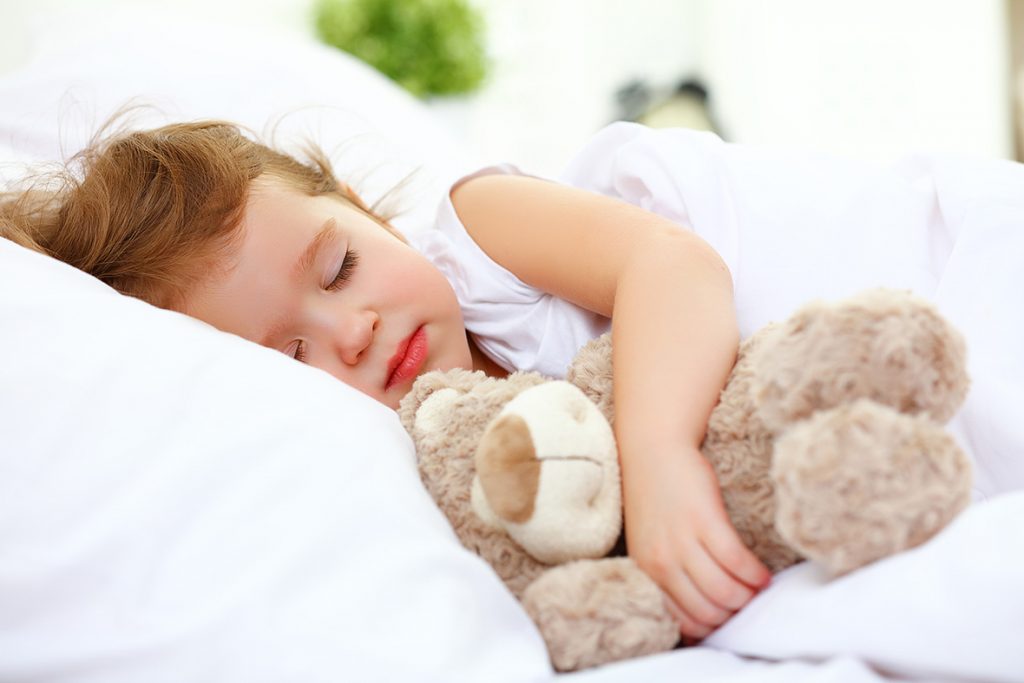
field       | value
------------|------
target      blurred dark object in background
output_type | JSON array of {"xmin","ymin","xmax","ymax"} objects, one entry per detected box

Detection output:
[{"xmin": 615, "ymin": 77, "xmax": 724, "ymax": 137}]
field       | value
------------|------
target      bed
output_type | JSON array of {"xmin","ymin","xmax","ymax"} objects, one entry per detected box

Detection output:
[{"xmin": 2, "ymin": 11, "xmax": 1022, "ymax": 682}]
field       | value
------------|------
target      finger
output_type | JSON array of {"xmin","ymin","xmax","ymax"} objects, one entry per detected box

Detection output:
[
  {"xmin": 704, "ymin": 525, "xmax": 772, "ymax": 589},
  {"xmin": 659, "ymin": 564, "xmax": 733, "ymax": 630},
  {"xmin": 662, "ymin": 593, "xmax": 713, "ymax": 641},
  {"xmin": 684, "ymin": 542, "xmax": 757, "ymax": 611}
]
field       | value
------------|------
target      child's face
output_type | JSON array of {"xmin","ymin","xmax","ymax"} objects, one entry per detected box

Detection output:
[{"xmin": 187, "ymin": 178, "xmax": 473, "ymax": 409}]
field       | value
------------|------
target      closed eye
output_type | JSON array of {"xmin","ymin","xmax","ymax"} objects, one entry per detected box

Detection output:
[
  {"xmin": 327, "ymin": 249, "xmax": 359, "ymax": 292},
  {"xmin": 285, "ymin": 339, "xmax": 307, "ymax": 363}
]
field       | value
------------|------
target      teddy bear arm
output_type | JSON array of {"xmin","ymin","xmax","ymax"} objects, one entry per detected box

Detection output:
[{"xmin": 751, "ymin": 289, "xmax": 969, "ymax": 432}]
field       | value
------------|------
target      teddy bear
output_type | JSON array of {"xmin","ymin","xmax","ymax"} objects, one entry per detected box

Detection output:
[{"xmin": 397, "ymin": 288, "xmax": 973, "ymax": 672}]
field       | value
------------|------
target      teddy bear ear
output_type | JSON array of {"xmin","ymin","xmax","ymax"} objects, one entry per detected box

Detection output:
[{"xmin": 397, "ymin": 368, "xmax": 486, "ymax": 433}]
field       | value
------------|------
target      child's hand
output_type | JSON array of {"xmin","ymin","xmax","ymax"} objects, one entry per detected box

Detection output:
[{"xmin": 623, "ymin": 445, "xmax": 771, "ymax": 641}]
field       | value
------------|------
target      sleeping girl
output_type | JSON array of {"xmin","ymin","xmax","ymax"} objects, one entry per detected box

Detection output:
[{"xmin": 3, "ymin": 116, "xmax": 1021, "ymax": 643}]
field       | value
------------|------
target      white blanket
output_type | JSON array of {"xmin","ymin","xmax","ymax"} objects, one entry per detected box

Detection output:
[
  {"xmin": 559, "ymin": 124, "xmax": 1024, "ymax": 681},
  {"xmin": 563, "ymin": 122, "xmax": 1024, "ymax": 501},
  {"xmin": 707, "ymin": 490, "xmax": 1024, "ymax": 681},
  {"xmin": 568, "ymin": 492, "xmax": 1024, "ymax": 682}
]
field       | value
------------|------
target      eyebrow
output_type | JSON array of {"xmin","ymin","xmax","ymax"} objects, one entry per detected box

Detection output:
[
  {"xmin": 292, "ymin": 218, "xmax": 338, "ymax": 284},
  {"xmin": 259, "ymin": 218, "xmax": 337, "ymax": 347}
]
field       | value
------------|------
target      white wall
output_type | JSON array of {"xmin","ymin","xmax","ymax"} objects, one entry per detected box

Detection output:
[
  {"xmin": 455, "ymin": 0, "xmax": 1015, "ymax": 171},
  {"xmin": 446, "ymin": 0, "xmax": 701, "ymax": 173},
  {"xmin": 697, "ymin": 0, "xmax": 1013, "ymax": 161}
]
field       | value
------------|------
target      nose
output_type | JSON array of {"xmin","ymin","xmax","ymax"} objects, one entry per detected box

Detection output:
[{"xmin": 331, "ymin": 306, "xmax": 380, "ymax": 365}]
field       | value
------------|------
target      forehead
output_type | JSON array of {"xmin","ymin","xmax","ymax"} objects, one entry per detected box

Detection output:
[
  {"xmin": 246, "ymin": 177, "xmax": 326, "ymax": 222},
  {"xmin": 236, "ymin": 183, "xmax": 357, "ymax": 279},
  {"xmin": 182, "ymin": 183, "xmax": 334, "ymax": 324},
  {"xmin": 247, "ymin": 177, "xmax": 397, "ymax": 238}
]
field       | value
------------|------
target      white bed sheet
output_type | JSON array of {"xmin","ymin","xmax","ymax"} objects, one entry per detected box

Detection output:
[{"xmin": 568, "ymin": 649, "xmax": 890, "ymax": 683}]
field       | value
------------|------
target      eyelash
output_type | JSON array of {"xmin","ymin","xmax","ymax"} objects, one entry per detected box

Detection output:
[
  {"xmin": 290, "ymin": 249, "xmax": 360, "ymax": 364},
  {"xmin": 327, "ymin": 249, "xmax": 359, "ymax": 292}
]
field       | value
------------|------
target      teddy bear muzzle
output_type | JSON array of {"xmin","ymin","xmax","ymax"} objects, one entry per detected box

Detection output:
[{"xmin": 472, "ymin": 381, "xmax": 623, "ymax": 565}]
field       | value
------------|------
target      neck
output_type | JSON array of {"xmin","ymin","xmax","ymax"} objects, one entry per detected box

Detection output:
[{"xmin": 468, "ymin": 333, "xmax": 509, "ymax": 379}]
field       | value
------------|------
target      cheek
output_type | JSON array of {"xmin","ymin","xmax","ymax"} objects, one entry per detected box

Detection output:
[
  {"xmin": 400, "ymin": 254, "xmax": 457, "ymax": 303},
  {"xmin": 424, "ymin": 268, "xmax": 462, "ymax": 312}
]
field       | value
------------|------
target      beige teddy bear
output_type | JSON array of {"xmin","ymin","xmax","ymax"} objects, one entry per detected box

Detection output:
[{"xmin": 398, "ymin": 289, "xmax": 973, "ymax": 672}]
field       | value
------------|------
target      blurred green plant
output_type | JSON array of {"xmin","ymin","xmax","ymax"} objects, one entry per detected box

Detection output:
[{"xmin": 314, "ymin": 0, "xmax": 489, "ymax": 98}]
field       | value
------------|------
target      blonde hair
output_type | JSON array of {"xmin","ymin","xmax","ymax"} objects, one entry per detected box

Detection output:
[{"xmin": 0, "ymin": 119, "xmax": 389, "ymax": 310}]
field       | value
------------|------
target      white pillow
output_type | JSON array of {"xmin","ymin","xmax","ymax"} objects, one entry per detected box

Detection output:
[
  {"xmin": 0, "ymin": 234, "xmax": 551, "ymax": 682},
  {"xmin": 0, "ymin": 16, "xmax": 551, "ymax": 682}
]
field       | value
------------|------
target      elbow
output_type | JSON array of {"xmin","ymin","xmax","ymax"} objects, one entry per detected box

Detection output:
[{"xmin": 634, "ymin": 225, "xmax": 734, "ymax": 292}]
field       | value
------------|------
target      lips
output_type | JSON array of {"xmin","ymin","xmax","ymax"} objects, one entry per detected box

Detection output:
[{"xmin": 385, "ymin": 325, "xmax": 428, "ymax": 390}]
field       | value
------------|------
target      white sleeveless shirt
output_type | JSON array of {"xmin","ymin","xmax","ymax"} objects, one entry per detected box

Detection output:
[
  {"xmin": 410, "ymin": 121, "xmax": 942, "ymax": 378},
  {"xmin": 409, "ymin": 163, "xmax": 610, "ymax": 379}
]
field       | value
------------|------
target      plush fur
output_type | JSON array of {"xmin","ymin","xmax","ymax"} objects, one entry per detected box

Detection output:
[{"xmin": 398, "ymin": 289, "xmax": 973, "ymax": 671}]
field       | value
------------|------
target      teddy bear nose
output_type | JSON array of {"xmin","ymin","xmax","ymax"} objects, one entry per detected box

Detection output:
[{"xmin": 476, "ymin": 413, "xmax": 541, "ymax": 524}]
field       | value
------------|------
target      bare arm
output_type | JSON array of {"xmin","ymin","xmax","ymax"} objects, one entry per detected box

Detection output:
[{"xmin": 451, "ymin": 174, "xmax": 770, "ymax": 637}]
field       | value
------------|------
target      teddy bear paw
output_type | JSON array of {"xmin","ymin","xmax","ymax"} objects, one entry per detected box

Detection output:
[
  {"xmin": 772, "ymin": 399, "xmax": 973, "ymax": 575},
  {"xmin": 522, "ymin": 558, "xmax": 679, "ymax": 672}
]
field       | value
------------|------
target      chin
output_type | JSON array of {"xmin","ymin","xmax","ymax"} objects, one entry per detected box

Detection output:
[{"xmin": 381, "ymin": 393, "xmax": 403, "ymax": 411}]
